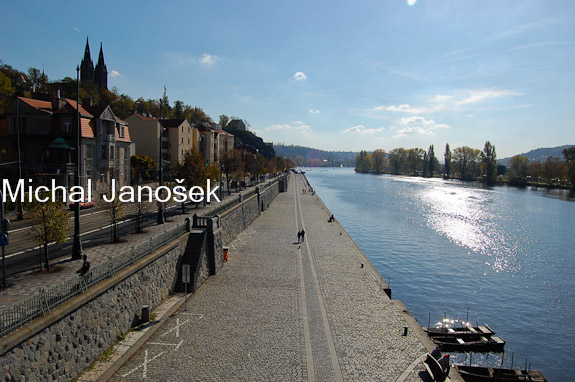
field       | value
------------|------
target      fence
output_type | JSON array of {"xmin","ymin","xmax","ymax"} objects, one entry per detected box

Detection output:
[{"xmin": 0, "ymin": 222, "xmax": 189, "ymax": 338}]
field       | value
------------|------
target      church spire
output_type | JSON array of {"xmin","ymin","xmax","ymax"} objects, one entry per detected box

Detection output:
[
  {"xmin": 80, "ymin": 36, "xmax": 94, "ymax": 83},
  {"xmin": 94, "ymin": 42, "xmax": 108, "ymax": 89}
]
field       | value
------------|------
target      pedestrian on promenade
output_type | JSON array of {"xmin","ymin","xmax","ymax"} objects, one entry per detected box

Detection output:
[
  {"xmin": 297, "ymin": 230, "xmax": 301, "ymax": 242},
  {"xmin": 301, "ymin": 229, "xmax": 305, "ymax": 242}
]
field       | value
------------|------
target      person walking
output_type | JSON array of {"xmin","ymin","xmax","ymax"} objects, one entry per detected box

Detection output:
[
  {"xmin": 301, "ymin": 229, "xmax": 305, "ymax": 242},
  {"xmin": 297, "ymin": 230, "xmax": 301, "ymax": 242}
]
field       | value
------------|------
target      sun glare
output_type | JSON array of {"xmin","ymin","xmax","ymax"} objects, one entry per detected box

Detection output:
[{"xmin": 407, "ymin": 0, "xmax": 417, "ymax": 6}]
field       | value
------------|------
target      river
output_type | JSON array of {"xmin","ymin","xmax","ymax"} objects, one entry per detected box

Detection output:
[{"xmin": 305, "ymin": 167, "xmax": 574, "ymax": 381}]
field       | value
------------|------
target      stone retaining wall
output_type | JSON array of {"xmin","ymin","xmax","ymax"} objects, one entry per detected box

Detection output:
[{"xmin": 0, "ymin": 237, "xmax": 187, "ymax": 382}]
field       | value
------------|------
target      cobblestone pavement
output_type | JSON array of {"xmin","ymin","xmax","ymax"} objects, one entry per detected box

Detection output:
[{"xmin": 108, "ymin": 174, "xmax": 433, "ymax": 382}]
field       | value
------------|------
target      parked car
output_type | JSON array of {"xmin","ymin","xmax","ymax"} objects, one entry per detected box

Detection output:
[{"xmin": 69, "ymin": 198, "xmax": 96, "ymax": 210}]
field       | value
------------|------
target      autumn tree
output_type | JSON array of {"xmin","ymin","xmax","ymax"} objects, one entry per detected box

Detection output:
[
  {"xmin": 371, "ymin": 149, "xmax": 388, "ymax": 173},
  {"xmin": 131, "ymin": 154, "xmax": 157, "ymax": 183},
  {"xmin": 28, "ymin": 198, "xmax": 69, "ymax": 271},
  {"xmin": 354, "ymin": 150, "xmax": 371, "ymax": 173}
]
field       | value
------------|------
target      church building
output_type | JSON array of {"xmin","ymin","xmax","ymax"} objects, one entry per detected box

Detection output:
[{"xmin": 80, "ymin": 37, "xmax": 108, "ymax": 90}]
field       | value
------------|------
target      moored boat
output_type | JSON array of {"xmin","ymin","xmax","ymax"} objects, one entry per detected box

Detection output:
[
  {"xmin": 454, "ymin": 365, "xmax": 546, "ymax": 382},
  {"xmin": 423, "ymin": 325, "xmax": 495, "ymax": 340},
  {"xmin": 431, "ymin": 335, "xmax": 505, "ymax": 352}
]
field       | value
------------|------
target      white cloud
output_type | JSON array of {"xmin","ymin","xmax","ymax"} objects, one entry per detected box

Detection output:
[
  {"xmin": 374, "ymin": 89, "xmax": 522, "ymax": 116},
  {"xmin": 341, "ymin": 125, "xmax": 386, "ymax": 134},
  {"xmin": 266, "ymin": 121, "xmax": 311, "ymax": 131},
  {"xmin": 110, "ymin": 70, "xmax": 123, "ymax": 78},
  {"xmin": 200, "ymin": 53, "xmax": 219, "ymax": 66},
  {"xmin": 391, "ymin": 126, "xmax": 434, "ymax": 138},
  {"xmin": 308, "ymin": 109, "xmax": 320, "ymax": 114},
  {"xmin": 293, "ymin": 72, "xmax": 307, "ymax": 81},
  {"xmin": 457, "ymin": 89, "xmax": 522, "ymax": 105}
]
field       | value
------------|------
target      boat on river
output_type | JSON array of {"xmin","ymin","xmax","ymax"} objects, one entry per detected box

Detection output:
[
  {"xmin": 423, "ymin": 325, "xmax": 495, "ymax": 340},
  {"xmin": 454, "ymin": 365, "xmax": 546, "ymax": 382},
  {"xmin": 430, "ymin": 335, "xmax": 505, "ymax": 352}
]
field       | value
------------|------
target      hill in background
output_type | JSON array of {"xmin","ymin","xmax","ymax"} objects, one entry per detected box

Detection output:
[
  {"xmin": 499, "ymin": 145, "xmax": 574, "ymax": 166},
  {"xmin": 274, "ymin": 144, "xmax": 357, "ymax": 167}
]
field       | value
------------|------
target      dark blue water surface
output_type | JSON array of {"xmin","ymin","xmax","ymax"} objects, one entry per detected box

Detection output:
[{"xmin": 305, "ymin": 168, "xmax": 575, "ymax": 381}]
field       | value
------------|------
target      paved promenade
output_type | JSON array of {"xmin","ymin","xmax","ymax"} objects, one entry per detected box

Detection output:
[{"xmin": 106, "ymin": 174, "xmax": 438, "ymax": 382}]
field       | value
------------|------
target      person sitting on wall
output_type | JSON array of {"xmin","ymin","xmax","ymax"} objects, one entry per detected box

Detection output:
[
  {"xmin": 77, "ymin": 255, "xmax": 91, "ymax": 276},
  {"xmin": 328, "ymin": 215, "xmax": 335, "ymax": 222}
]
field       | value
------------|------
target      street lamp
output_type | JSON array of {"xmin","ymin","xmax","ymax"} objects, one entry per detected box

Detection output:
[
  {"xmin": 157, "ymin": 94, "xmax": 165, "ymax": 225},
  {"xmin": 15, "ymin": 100, "xmax": 23, "ymax": 220},
  {"xmin": 72, "ymin": 65, "xmax": 83, "ymax": 260}
]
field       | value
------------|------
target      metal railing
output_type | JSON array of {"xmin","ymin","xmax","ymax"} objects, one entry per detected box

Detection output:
[
  {"xmin": 0, "ymin": 176, "xmax": 285, "ymax": 338},
  {"xmin": 0, "ymin": 222, "xmax": 188, "ymax": 338}
]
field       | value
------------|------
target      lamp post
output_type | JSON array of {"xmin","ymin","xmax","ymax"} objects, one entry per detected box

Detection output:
[
  {"xmin": 16, "ymin": 100, "xmax": 23, "ymax": 220},
  {"xmin": 157, "ymin": 95, "xmax": 165, "ymax": 225},
  {"xmin": 72, "ymin": 65, "xmax": 83, "ymax": 260},
  {"xmin": 1, "ymin": 190, "xmax": 7, "ymax": 288}
]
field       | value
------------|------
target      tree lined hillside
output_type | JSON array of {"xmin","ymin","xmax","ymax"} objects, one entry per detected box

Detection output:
[{"xmin": 274, "ymin": 144, "xmax": 356, "ymax": 167}]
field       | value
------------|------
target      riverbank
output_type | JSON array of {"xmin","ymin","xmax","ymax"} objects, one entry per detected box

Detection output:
[{"xmin": 101, "ymin": 173, "xmax": 460, "ymax": 382}]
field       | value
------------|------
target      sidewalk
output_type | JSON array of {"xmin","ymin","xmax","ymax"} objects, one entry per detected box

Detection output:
[{"xmin": 102, "ymin": 174, "xmax": 437, "ymax": 382}]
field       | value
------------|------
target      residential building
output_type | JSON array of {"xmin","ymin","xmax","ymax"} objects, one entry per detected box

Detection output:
[
  {"xmin": 125, "ymin": 113, "xmax": 200, "ymax": 178},
  {"xmin": 196, "ymin": 122, "xmax": 235, "ymax": 164},
  {"xmin": 1, "ymin": 96, "xmax": 133, "ymax": 196}
]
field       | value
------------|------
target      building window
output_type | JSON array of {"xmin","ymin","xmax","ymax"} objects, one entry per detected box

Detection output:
[
  {"xmin": 124, "ymin": 147, "xmax": 129, "ymax": 160},
  {"xmin": 86, "ymin": 145, "xmax": 92, "ymax": 159},
  {"xmin": 118, "ymin": 125, "xmax": 124, "ymax": 138},
  {"xmin": 101, "ymin": 145, "xmax": 107, "ymax": 160},
  {"xmin": 181, "ymin": 126, "xmax": 183, "ymax": 132},
  {"xmin": 110, "ymin": 146, "xmax": 115, "ymax": 160},
  {"xmin": 62, "ymin": 118, "xmax": 72, "ymax": 133},
  {"xmin": 181, "ymin": 137, "xmax": 183, "ymax": 144},
  {"xmin": 188, "ymin": 138, "xmax": 190, "ymax": 145}
]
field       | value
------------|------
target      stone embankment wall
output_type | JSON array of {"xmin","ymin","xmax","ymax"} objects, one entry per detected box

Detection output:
[
  {"xmin": 0, "ymin": 176, "xmax": 286, "ymax": 382},
  {"xmin": 0, "ymin": 237, "xmax": 187, "ymax": 382}
]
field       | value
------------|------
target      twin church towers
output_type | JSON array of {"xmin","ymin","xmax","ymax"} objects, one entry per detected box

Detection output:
[{"xmin": 80, "ymin": 37, "xmax": 108, "ymax": 90}]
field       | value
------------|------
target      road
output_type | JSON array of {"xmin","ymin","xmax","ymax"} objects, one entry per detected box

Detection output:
[{"xmin": 0, "ymin": 185, "xmax": 244, "ymax": 280}]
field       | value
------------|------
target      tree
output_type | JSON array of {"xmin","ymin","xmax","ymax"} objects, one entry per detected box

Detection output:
[
  {"xmin": 28, "ymin": 198, "xmax": 69, "ymax": 271},
  {"xmin": 27, "ymin": 67, "xmax": 49, "ymax": 93},
  {"xmin": 371, "ymin": 149, "xmax": 388, "ymax": 173},
  {"xmin": 174, "ymin": 100, "xmax": 184, "ymax": 118},
  {"xmin": 104, "ymin": 190, "xmax": 126, "ymax": 243},
  {"xmin": 219, "ymin": 114, "xmax": 230, "ymax": 129},
  {"xmin": 295, "ymin": 155, "xmax": 305, "ymax": 167},
  {"xmin": 0, "ymin": 71, "xmax": 14, "ymax": 114},
  {"xmin": 222, "ymin": 149, "xmax": 241, "ymax": 194},
  {"xmin": 427, "ymin": 145, "xmax": 436, "ymax": 177},
  {"xmin": 481, "ymin": 141, "xmax": 497, "ymax": 184},
  {"xmin": 354, "ymin": 150, "xmax": 371, "ymax": 173},
  {"xmin": 508, "ymin": 155, "xmax": 530, "ymax": 185},
  {"xmin": 175, "ymin": 149, "xmax": 208, "ymax": 190},
  {"xmin": 131, "ymin": 155, "xmax": 157, "ymax": 183},
  {"xmin": 388, "ymin": 148, "xmax": 407, "ymax": 175},
  {"xmin": 563, "ymin": 147, "xmax": 575, "ymax": 191},
  {"xmin": 444, "ymin": 143, "xmax": 452, "ymax": 179},
  {"xmin": 406, "ymin": 148, "xmax": 424, "ymax": 175},
  {"xmin": 453, "ymin": 146, "xmax": 478, "ymax": 180}
]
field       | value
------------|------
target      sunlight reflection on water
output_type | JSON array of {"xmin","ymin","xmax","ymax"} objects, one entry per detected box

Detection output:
[{"xmin": 408, "ymin": 181, "xmax": 522, "ymax": 273}]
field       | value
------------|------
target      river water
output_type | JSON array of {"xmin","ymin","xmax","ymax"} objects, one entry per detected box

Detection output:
[{"xmin": 305, "ymin": 167, "xmax": 574, "ymax": 381}]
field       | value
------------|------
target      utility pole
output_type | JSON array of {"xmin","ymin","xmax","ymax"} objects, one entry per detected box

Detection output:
[{"xmin": 72, "ymin": 65, "xmax": 83, "ymax": 260}]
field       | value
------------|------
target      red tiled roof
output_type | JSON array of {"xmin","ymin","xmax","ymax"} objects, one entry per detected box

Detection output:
[
  {"xmin": 18, "ymin": 97, "xmax": 53, "ymax": 114},
  {"xmin": 133, "ymin": 113, "xmax": 156, "ymax": 121},
  {"xmin": 82, "ymin": 118, "xmax": 94, "ymax": 138}
]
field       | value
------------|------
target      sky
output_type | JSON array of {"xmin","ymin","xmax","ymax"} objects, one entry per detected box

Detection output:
[{"xmin": 1, "ymin": 0, "xmax": 574, "ymax": 158}]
